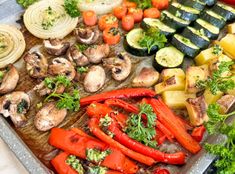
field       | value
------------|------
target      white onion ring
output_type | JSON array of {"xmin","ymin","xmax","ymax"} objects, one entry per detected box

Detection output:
[
  {"xmin": 0, "ymin": 25, "xmax": 26, "ymax": 68},
  {"xmin": 78, "ymin": 0, "xmax": 123, "ymax": 15},
  {"xmin": 23, "ymin": 0, "xmax": 78, "ymax": 39}
]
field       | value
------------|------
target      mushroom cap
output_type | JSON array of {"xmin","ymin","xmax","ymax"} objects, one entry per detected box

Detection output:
[
  {"xmin": 66, "ymin": 45, "xmax": 90, "ymax": 66},
  {"xmin": 44, "ymin": 39, "xmax": 70, "ymax": 56},
  {"xmin": 74, "ymin": 27, "xmax": 100, "ymax": 45}
]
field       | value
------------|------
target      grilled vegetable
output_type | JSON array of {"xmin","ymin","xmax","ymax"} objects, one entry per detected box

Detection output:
[
  {"xmin": 216, "ymin": 94, "xmax": 235, "ymax": 114},
  {"xmin": 168, "ymin": 2, "xmax": 200, "ymax": 21},
  {"xmin": 219, "ymin": 34, "xmax": 235, "ymax": 59},
  {"xmin": 200, "ymin": 10, "xmax": 226, "ymax": 29},
  {"xmin": 143, "ymin": 8, "xmax": 161, "ymax": 19},
  {"xmin": 200, "ymin": 0, "xmax": 216, "ymax": 6},
  {"xmin": 212, "ymin": 2, "xmax": 235, "ymax": 21},
  {"xmin": 182, "ymin": 26, "xmax": 210, "ymax": 49},
  {"xmin": 161, "ymin": 68, "xmax": 185, "ymax": 81},
  {"xmin": 179, "ymin": 0, "xmax": 206, "ymax": 11},
  {"xmin": 227, "ymin": 22, "xmax": 235, "ymax": 34},
  {"xmin": 208, "ymin": 54, "xmax": 232, "ymax": 75},
  {"xmin": 203, "ymin": 89, "xmax": 223, "ymax": 105},
  {"xmin": 153, "ymin": 46, "xmax": 184, "ymax": 71},
  {"xmin": 161, "ymin": 11, "xmax": 190, "ymax": 30},
  {"xmin": 194, "ymin": 19, "xmax": 219, "ymax": 40},
  {"xmin": 171, "ymin": 34, "xmax": 200, "ymax": 58}
]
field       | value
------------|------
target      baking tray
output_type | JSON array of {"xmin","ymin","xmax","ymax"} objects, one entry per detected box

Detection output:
[{"xmin": 0, "ymin": 0, "xmax": 233, "ymax": 174}]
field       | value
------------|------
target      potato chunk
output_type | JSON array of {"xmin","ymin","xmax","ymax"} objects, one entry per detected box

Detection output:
[
  {"xmin": 195, "ymin": 47, "xmax": 222, "ymax": 65},
  {"xmin": 161, "ymin": 68, "xmax": 185, "ymax": 81},
  {"xmin": 219, "ymin": 34, "xmax": 235, "ymax": 59}
]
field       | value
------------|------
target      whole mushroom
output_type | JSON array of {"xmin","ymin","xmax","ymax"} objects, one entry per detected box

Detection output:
[
  {"xmin": 0, "ymin": 64, "xmax": 19, "ymax": 94},
  {"xmin": 0, "ymin": 91, "xmax": 30, "ymax": 127},
  {"xmin": 43, "ymin": 39, "xmax": 70, "ymax": 56},
  {"xmin": 66, "ymin": 45, "xmax": 89, "ymax": 66},
  {"xmin": 23, "ymin": 52, "xmax": 48, "ymax": 78},
  {"xmin": 103, "ymin": 52, "xmax": 132, "ymax": 81},
  {"xmin": 74, "ymin": 27, "xmax": 99, "ymax": 45}
]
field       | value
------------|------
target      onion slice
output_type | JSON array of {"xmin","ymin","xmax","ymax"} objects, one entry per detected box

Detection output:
[
  {"xmin": 0, "ymin": 25, "xmax": 26, "ymax": 68},
  {"xmin": 23, "ymin": 0, "xmax": 78, "ymax": 39},
  {"xmin": 78, "ymin": 0, "xmax": 122, "ymax": 15}
]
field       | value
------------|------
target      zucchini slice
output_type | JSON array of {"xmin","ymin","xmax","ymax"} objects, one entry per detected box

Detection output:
[
  {"xmin": 141, "ymin": 18, "xmax": 176, "ymax": 37},
  {"xmin": 161, "ymin": 11, "xmax": 190, "ymax": 30},
  {"xmin": 168, "ymin": 2, "xmax": 200, "ymax": 21},
  {"xmin": 212, "ymin": 2, "xmax": 235, "ymax": 21},
  {"xmin": 200, "ymin": 10, "xmax": 226, "ymax": 29},
  {"xmin": 194, "ymin": 19, "xmax": 219, "ymax": 40},
  {"xmin": 153, "ymin": 46, "xmax": 184, "ymax": 71},
  {"xmin": 124, "ymin": 28, "xmax": 157, "ymax": 56},
  {"xmin": 200, "ymin": 0, "xmax": 217, "ymax": 6},
  {"xmin": 171, "ymin": 34, "xmax": 200, "ymax": 58},
  {"xmin": 182, "ymin": 26, "xmax": 210, "ymax": 49},
  {"xmin": 180, "ymin": 0, "xmax": 206, "ymax": 11}
]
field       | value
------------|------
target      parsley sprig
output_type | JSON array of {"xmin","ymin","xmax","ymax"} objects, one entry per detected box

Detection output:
[
  {"xmin": 196, "ymin": 61, "xmax": 235, "ymax": 95},
  {"xmin": 64, "ymin": 0, "xmax": 81, "ymax": 18},
  {"xmin": 125, "ymin": 103, "xmax": 157, "ymax": 148},
  {"xmin": 130, "ymin": 0, "xmax": 152, "ymax": 9},
  {"xmin": 138, "ymin": 28, "xmax": 167, "ymax": 54},
  {"xmin": 16, "ymin": 0, "xmax": 38, "ymax": 8}
]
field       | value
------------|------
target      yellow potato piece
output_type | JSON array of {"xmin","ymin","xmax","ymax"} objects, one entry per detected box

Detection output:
[{"xmin": 219, "ymin": 34, "xmax": 235, "ymax": 59}]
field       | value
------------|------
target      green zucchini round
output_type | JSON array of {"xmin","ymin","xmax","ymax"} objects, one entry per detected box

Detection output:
[
  {"xmin": 153, "ymin": 46, "xmax": 184, "ymax": 71},
  {"xmin": 201, "ymin": 0, "xmax": 217, "ymax": 6},
  {"xmin": 182, "ymin": 0, "xmax": 206, "ymax": 11},
  {"xmin": 212, "ymin": 3, "xmax": 235, "ymax": 21},
  {"xmin": 200, "ymin": 10, "xmax": 226, "ymax": 29}
]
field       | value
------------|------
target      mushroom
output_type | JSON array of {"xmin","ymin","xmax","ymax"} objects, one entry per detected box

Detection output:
[
  {"xmin": 103, "ymin": 52, "xmax": 132, "ymax": 81},
  {"xmin": 84, "ymin": 44, "xmax": 110, "ymax": 64},
  {"xmin": 43, "ymin": 38, "xmax": 70, "ymax": 56},
  {"xmin": 217, "ymin": 95, "xmax": 235, "ymax": 114},
  {"xmin": 34, "ymin": 102, "xmax": 67, "ymax": 131},
  {"xmin": 132, "ymin": 67, "xmax": 159, "ymax": 87},
  {"xmin": 0, "ymin": 64, "xmax": 19, "ymax": 94},
  {"xmin": 84, "ymin": 66, "xmax": 106, "ymax": 93},
  {"xmin": 0, "ymin": 91, "xmax": 30, "ymax": 127},
  {"xmin": 23, "ymin": 52, "xmax": 48, "ymax": 78},
  {"xmin": 74, "ymin": 27, "xmax": 99, "ymax": 45},
  {"xmin": 48, "ymin": 57, "xmax": 76, "ymax": 80},
  {"xmin": 66, "ymin": 45, "xmax": 89, "ymax": 66}
]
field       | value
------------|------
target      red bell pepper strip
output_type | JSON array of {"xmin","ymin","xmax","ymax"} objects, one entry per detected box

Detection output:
[
  {"xmin": 51, "ymin": 152, "xmax": 78, "ymax": 174},
  {"xmin": 108, "ymin": 120, "xmax": 186, "ymax": 165},
  {"xmin": 154, "ymin": 168, "xmax": 170, "ymax": 174},
  {"xmin": 70, "ymin": 128, "xmax": 97, "ymax": 141},
  {"xmin": 49, "ymin": 128, "xmax": 137, "ymax": 173},
  {"xmin": 156, "ymin": 120, "xmax": 174, "ymax": 142},
  {"xmin": 80, "ymin": 88, "xmax": 156, "ymax": 106},
  {"xmin": 155, "ymin": 129, "xmax": 167, "ymax": 145},
  {"xmin": 88, "ymin": 117, "xmax": 155, "ymax": 166},
  {"xmin": 174, "ymin": 115, "xmax": 193, "ymax": 131},
  {"xmin": 220, "ymin": 0, "xmax": 235, "ymax": 5},
  {"xmin": 104, "ymin": 99, "xmax": 139, "ymax": 113},
  {"xmin": 191, "ymin": 125, "xmax": 206, "ymax": 142},
  {"xmin": 148, "ymin": 97, "xmax": 201, "ymax": 154}
]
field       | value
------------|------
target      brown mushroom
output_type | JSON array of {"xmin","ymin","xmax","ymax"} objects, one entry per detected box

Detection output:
[
  {"xmin": 0, "ymin": 91, "xmax": 30, "ymax": 127},
  {"xmin": 84, "ymin": 66, "xmax": 106, "ymax": 93},
  {"xmin": 217, "ymin": 95, "xmax": 235, "ymax": 114},
  {"xmin": 84, "ymin": 44, "xmax": 110, "ymax": 64},
  {"xmin": 48, "ymin": 57, "xmax": 76, "ymax": 80},
  {"xmin": 23, "ymin": 52, "xmax": 48, "ymax": 78},
  {"xmin": 132, "ymin": 67, "xmax": 159, "ymax": 87},
  {"xmin": 0, "ymin": 64, "xmax": 19, "ymax": 94},
  {"xmin": 103, "ymin": 52, "xmax": 131, "ymax": 81},
  {"xmin": 74, "ymin": 27, "xmax": 99, "ymax": 45},
  {"xmin": 66, "ymin": 45, "xmax": 89, "ymax": 66},
  {"xmin": 43, "ymin": 39, "xmax": 70, "ymax": 56},
  {"xmin": 34, "ymin": 102, "xmax": 67, "ymax": 131}
]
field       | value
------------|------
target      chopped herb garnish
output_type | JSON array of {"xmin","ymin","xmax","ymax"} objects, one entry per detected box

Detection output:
[
  {"xmin": 86, "ymin": 148, "xmax": 111, "ymax": 163},
  {"xmin": 175, "ymin": 10, "xmax": 181, "ymax": 17},
  {"xmin": 44, "ymin": 75, "xmax": 71, "ymax": 90},
  {"xmin": 17, "ymin": 99, "xmax": 28, "ymax": 114},
  {"xmin": 0, "ymin": 71, "xmax": 4, "ymax": 81},
  {"xmin": 41, "ymin": 6, "xmax": 61, "ymax": 30},
  {"xmin": 87, "ymin": 166, "xmax": 107, "ymax": 174},
  {"xmin": 212, "ymin": 44, "xmax": 223, "ymax": 56},
  {"xmin": 64, "ymin": 0, "xmax": 81, "ymax": 18},
  {"xmin": 77, "ymin": 66, "xmax": 88, "ymax": 74},
  {"xmin": 16, "ymin": 0, "xmax": 38, "ymax": 8},
  {"xmin": 129, "ymin": 0, "xmax": 152, "ymax": 9},
  {"xmin": 75, "ymin": 43, "xmax": 89, "ymax": 52},
  {"xmin": 99, "ymin": 114, "xmax": 112, "ymax": 127},
  {"xmin": 66, "ymin": 155, "xmax": 84, "ymax": 174}
]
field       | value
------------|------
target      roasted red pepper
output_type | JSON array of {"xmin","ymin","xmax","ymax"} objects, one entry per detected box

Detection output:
[
  {"xmin": 156, "ymin": 120, "xmax": 174, "ymax": 142},
  {"xmin": 108, "ymin": 120, "xmax": 186, "ymax": 165},
  {"xmin": 154, "ymin": 168, "xmax": 170, "ymax": 174},
  {"xmin": 104, "ymin": 99, "xmax": 139, "ymax": 113},
  {"xmin": 220, "ymin": 0, "xmax": 235, "ymax": 5},
  {"xmin": 80, "ymin": 88, "xmax": 156, "ymax": 106},
  {"xmin": 49, "ymin": 128, "xmax": 137, "ymax": 173},
  {"xmin": 88, "ymin": 117, "xmax": 155, "ymax": 166},
  {"xmin": 155, "ymin": 129, "xmax": 167, "ymax": 145},
  {"xmin": 148, "ymin": 97, "xmax": 201, "ymax": 154},
  {"xmin": 51, "ymin": 152, "xmax": 78, "ymax": 174},
  {"xmin": 191, "ymin": 125, "xmax": 206, "ymax": 142}
]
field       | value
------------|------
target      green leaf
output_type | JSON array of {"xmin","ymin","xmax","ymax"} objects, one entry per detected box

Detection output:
[
  {"xmin": 16, "ymin": 0, "xmax": 38, "ymax": 8},
  {"xmin": 129, "ymin": 0, "xmax": 152, "ymax": 9},
  {"xmin": 64, "ymin": 0, "xmax": 81, "ymax": 18}
]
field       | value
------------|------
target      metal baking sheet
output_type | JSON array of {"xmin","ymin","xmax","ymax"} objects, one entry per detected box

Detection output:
[{"xmin": 0, "ymin": 0, "xmax": 233, "ymax": 174}]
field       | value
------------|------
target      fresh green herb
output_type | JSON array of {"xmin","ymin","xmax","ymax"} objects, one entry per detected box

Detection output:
[
  {"xmin": 64, "ymin": 0, "xmax": 81, "ymax": 18},
  {"xmin": 130, "ymin": 0, "xmax": 152, "ymax": 9},
  {"xmin": 17, "ymin": 99, "xmax": 28, "ymax": 114},
  {"xmin": 196, "ymin": 61, "xmax": 235, "ymax": 95},
  {"xmin": 44, "ymin": 75, "xmax": 71, "ymax": 90},
  {"xmin": 175, "ymin": 10, "xmax": 181, "ymax": 17},
  {"xmin": 86, "ymin": 148, "xmax": 111, "ymax": 163},
  {"xmin": 16, "ymin": 0, "xmax": 38, "ymax": 8},
  {"xmin": 66, "ymin": 155, "xmax": 84, "ymax": 174},
  {"xmin": 212, "ymin": 44, "xmax": 223, "ymax": 56},
  {"xmin": 87, "ymin": 166, "xmax": 107, "ymax": 174},
  {"xmin": 125, "ymin": 103, "xmax": 157, "ymax": 148},
  {"xmin": 99, "ymin": 114, "xmax": 112, "ymax": 127},
  {"xmin": 204, "ymin": 104, "xmax": 235, "ymax": 174},
  {"xmin": 0, "ymin": 71, "xmax": 4, "ymax": 81},
  {"xmin": 41, "ymin": 6, "xmax": 61, "ymax": 30},
  {"xmin": 77, "ymin": 66, "xmax": 88, "ymax": 74},
  {"xmin": 138, "ymin": 28, "xmax": 167, "ymax": 54},
  {"xmin": 75, "ymin": 43, "xmax": 89, "ymax": 52}
]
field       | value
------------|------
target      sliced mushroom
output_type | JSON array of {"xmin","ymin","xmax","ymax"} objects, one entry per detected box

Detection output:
[
  {"xmin": 33, "ymin": 81, "xmax": 65, "ymax": 96},
  {"xmin": 185, "ymin": 96, "xmax": 208, "ymax": 126},
  {"xmin": 66, "ymin": 45, "xmax": 89, "ymax": 66},
  {"xmin": 43, "ymin": 39, "xmax": 70, "ymax": 56},
  {"xmin": 0, "ymin": 64, "xmax": 19, "ymax": 94},
  {"xmin": 84, "ymin": 66, "xmax": 106, "ymax": 93},
  {"xmin": 0, "ymin": 91, "xmax": 30, "ymax": 127},
  {"xmin": 48, "ymin": 57, "xmax": 76, "ymax": 80},
  {"xmin": 34, "ymin": 102, "xmax": 67, "ymax": 131},
  {"xmin": 23, "ymin": 52, "xmax": 48, "ymax": 78},
  {"xmin": 132, "ymin": 67, "xmax": 159, "ymax": 87},
  {"xmin": 217, "ymin": 95, "xmax": 235, "ymax": 114},
  {"xmin": 84, "ymin": 44, "xmax": 110, "ymax": 64},
  {"xmin": 74, "ymin": 27, "xmax": 99, "ymax": 45},
  {"xmin": 103, "ymin": 52, "xmax": 131, "ymax": 81}
]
